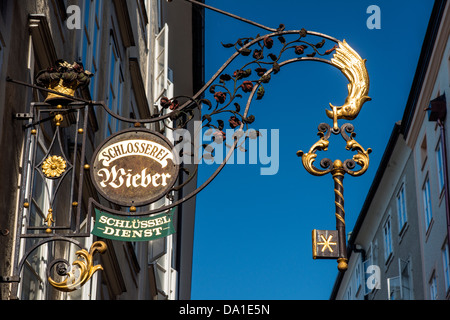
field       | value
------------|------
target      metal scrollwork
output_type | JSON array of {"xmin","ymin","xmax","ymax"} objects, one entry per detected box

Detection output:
[
  {"xmin": 298, "ymin": 122, "xmax": 372, "ymax": 272},
  {"xmin": 297, "ymin": 123, "xmax": 371, "ymax": 177},
  {"xmin": 47, "ymin": 241, "xmax": 107, "ymax": 292}
]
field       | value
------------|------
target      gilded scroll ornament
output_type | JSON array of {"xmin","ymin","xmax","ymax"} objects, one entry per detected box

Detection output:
[
  {"xmin": 297, "ymin": 123, "xmax": 371, "ymax": 177},
  {"xmin": 345, "ymin": 138, "xmax": 372, "ymax": 177},
  {"xmin": 48, "ymin": 241, "xmax": 107, "ymax": 292}
]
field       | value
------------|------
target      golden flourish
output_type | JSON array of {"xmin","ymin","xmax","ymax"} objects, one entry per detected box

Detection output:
[
  {"xmin": 297, "ymin": 136, "xmax": 330, "ymax": 177},
  {"xmin": 48, "ymin": 241, "xmax": 107, "ymax": 292},
  {"xmin": 298, "ymin": 129, "xmax": 371, "ymax": 177},
  {"xmin": 345, "ymin": 138, "xmax": 372, "ymax": 177},
  {"xmin": 42, "ymin": 155, "xmax": 67, "ymax": 178},
  {"xmin": 326, "ymin": 40, "xmax": 371, "ymax": 121}
]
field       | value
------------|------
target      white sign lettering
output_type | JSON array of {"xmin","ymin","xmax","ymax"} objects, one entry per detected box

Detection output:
[{"xmin": 98, "ymin": 139, "xmax": 174, "ymax": 168}]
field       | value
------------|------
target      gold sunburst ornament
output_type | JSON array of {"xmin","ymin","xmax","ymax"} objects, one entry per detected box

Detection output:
[{"xmin": 42, "ymin": 155, "xmax": 67, "ymax": 178}]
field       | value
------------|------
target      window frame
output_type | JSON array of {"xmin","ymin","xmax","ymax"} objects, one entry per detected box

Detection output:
[
  {"xmin": 443, "ymin": 242, "xmax": 450, "ymax": 293},
  {"xmin": 105, "ymin": 33, "xmax": 123, "ymax": 137},
  {"xmin": 80, "ymin": 0, "xmax": 102, "ymax": 99},
  {"xmin": 396, "ymin": 181, "xmax": 408, "ymax": 234},
  {"xmin": 429, "ymin": 271, "xmax": 438, "ymax": 300},
  {"xmin": 422, "ymin": 175, "xmax": 433, "ymax": 231},
  {"xmin": 154, "ymin": 24, "xmax": 169, "ymax": 102},
  {"xmin": 383, "ymin": 215, "xmax": 393, "ymax": 263},
  {"xmin": 436, "ymin": 138, "xmax": 445, "ymax": 196}
]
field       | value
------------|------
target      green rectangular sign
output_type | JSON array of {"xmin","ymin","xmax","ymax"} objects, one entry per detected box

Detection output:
[{"xmin": 92, "ymin": 209, "xmax": 175, "ymax": 242}]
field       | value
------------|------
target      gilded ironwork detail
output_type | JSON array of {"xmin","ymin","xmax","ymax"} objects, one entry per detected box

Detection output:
[
  {"xmin": 42, "ymin": 155, "xmax": 67, "ymax": 178},
  {"xmin": 297, "ymin": 123, "xmax": 371, "ymax": 177},
  {"xmin": 48, "ymin": 241, "xmax": 107, "ymax": 292},
  {"xmin": 299, "ymin": 123, "xmax": 371, "ymax": 272},
  {"xmin": 312, "ymin": 229, "xmax": 339, "ymax": 259},
  {"xmin": 345, "ymin": 138, "xmax": 372, "ymax": 177},
  {"xmin": 44, "ymin": 209, "xmax": 55, "ymax": 234},
  {"xmin": 326, "ymin": 40, "xmax": 371, "ymax": 122},
  {"xmin": 35, "ymin": 60, "xmax": 93, "ymax": 106}
]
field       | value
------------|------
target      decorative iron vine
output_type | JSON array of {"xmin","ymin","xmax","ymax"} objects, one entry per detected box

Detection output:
[
  {"xmin": 9, "ymin": 28, "xmax": 371, "ymax": 218},
  {"xmin": 149, "ymin": 28, "xmax": 371, "ymax": 206}
]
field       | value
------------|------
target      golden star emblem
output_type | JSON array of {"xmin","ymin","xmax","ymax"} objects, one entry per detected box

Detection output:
[{"xmin": 317, "ymin": 234, "xmax": 337, "ymax": 253}]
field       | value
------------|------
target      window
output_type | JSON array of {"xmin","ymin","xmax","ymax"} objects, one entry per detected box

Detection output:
[
  {"xmin": 363, "ymin": 243, "xmax": 381, "ymax": 295},
  {"xmin": 20, "ymin": 139, "xmax": 53, "ymax": 300},
  {"xmin": 423, "ymin": 177, "xmax": 433, "ymax": 230},
  {"xmin": 436, "ymin": 140, "xmax": 445, "ymax": 194},
  {"xmin": 420, "ymin": 135, "xmax": 427, "ymax": 168},
  {"xmin": 0, "ymin": 40, "xmax": 3, "ymax": 74},
  {"xmin": 399, "ymin": 258, "xmax": 411, "ymax": 300},
  {"xmin": 105, "ymin": 34, "xmax": 123, "ymax": 137},
  {"xmin": 355, "ymin": 261, "xmax": 362, "ymax": 293},
  {"xmin": 383, "ymin": 216, "xmax": 393, "ymax": 262},
  {"xmin": 81, "ymin": 0, "xmax": 102, "ymax": 98},
  {"xmin": 396, "ymin": 183, "xmax": 407, "ymax": 233},
  {"xmin": 429, "ymin": 272, "xmax": 438, "ymax": 300},
  {"xmin": 137, "ymin": 0, "xmax": 149, "ymax": 45},
  {"xmin": 154, "ymin": 24, "xmax": 168, "ymax": 102},
  {"xmin": 346, "ymin": 284, "xmax": 352, "ymax": 300},
  {"xmin": 443, "ymin": 243, "xmax": 450, "ymax": 293},
  {"xmin": 387, "ymin": 276, "xmax": 400, "ymax": 300}
]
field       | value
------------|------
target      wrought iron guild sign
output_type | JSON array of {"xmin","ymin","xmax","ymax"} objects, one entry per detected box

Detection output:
[
  {"xmin": 91, "ymin": 129, "xmax": 179, "ymax": 208},
  {"xmin": 6, "ymin": 0, "xmax": 375, "ymax": 299}
]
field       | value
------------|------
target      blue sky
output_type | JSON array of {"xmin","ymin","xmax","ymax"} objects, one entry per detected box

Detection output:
[{"xmin": 190, "ymin": 0, "xmax": 435, "ymax": 300}]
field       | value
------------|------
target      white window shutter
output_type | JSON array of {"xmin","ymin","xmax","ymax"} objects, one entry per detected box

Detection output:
[{"xmin": 154, "ymin": 24, "xmax": 169, "ymax": 101}]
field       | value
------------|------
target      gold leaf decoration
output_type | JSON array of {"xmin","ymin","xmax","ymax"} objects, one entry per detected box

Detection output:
[
  {"xmin": 48, "ymin": 241, "xmax": 107, "ymax": 292},
  {"xmin": 42, "ymin": 155, "xmax": 66, "ymax": 178}
]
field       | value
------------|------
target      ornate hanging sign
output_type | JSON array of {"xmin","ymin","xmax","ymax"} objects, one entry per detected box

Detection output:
[
  {"xmin": 91, "ymin": 128, "xmax": 179, "ymax": 207},
  {"xmin": 92, "ymin": 209, "xmax": 175, "ymax": 242},
  {"xmin": 312, "ymin": 229, "xmax": 339, "ymax": 259}
]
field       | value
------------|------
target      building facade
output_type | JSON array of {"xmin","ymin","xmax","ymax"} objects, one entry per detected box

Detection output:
[
  {"xmin": 331, "ymin": 0, "xmax": 450, "ymax": 300},
  {"xmin": 0, "ymin": 0, "xmax": 203, "ymax": 300}
]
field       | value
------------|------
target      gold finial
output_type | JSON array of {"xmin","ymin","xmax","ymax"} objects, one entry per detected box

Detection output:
[
  {"xmin": 45, "ymin": 208, "xmax": 55, "ymax": 233},
  {"xmin": 337, "ymin": 258, "xmax": 348, "ymax": 272},
  {"xmin": 54, "ymin": 114, "xmax": 64, "ymax": 126}
]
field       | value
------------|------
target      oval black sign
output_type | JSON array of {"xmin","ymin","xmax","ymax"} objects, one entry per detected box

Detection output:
[{"xmin": 91, "ymin": 129, "xmax": 179, "ymax": 207}]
